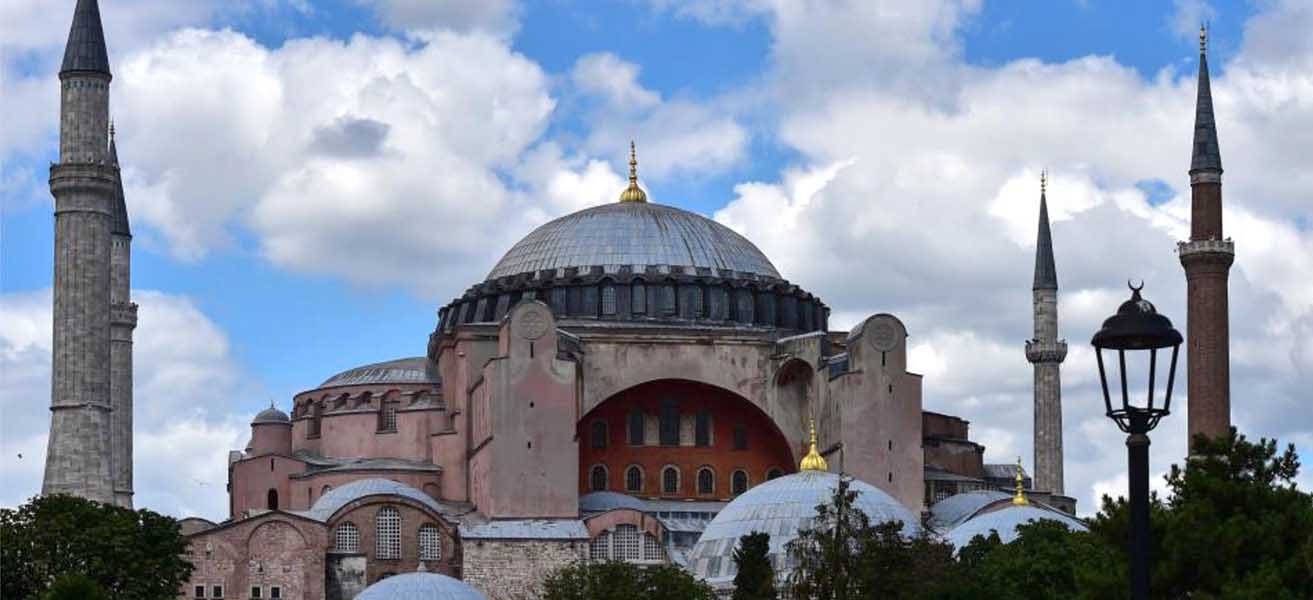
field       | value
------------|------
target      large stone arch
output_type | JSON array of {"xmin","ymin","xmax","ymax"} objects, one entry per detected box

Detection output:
[
  {"xmin": 577, "ymin": 378, "xmax": 797, "ymax": 499},
  {"xmin": 772, "ymin": 357, "xmax": 815, "ymax": 445}
]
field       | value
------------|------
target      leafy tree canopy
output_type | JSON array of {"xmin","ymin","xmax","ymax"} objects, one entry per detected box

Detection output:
[
  {"xmin": 732, "ymin": 531, "xmax": 777, "ymax": 600},
  {"xmin": 541, "ymin": 560, "xmax": 715, "ymax": 600},
  {"xmin": 0, "ymin": 494, "xmax": 193, "ymax": 600}
]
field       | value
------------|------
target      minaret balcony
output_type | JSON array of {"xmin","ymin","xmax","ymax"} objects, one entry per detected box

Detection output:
[
  {"xmin": 1177, "ymin": 239, "xmax": 1235, "ymax": 270},
  {"xmin": 1025, "ymin": 339, "xmax": 1068, "ymax": 364},
  {"xmin": 110, "ymin": 302, "xmax": 138, "ymax": 328}
]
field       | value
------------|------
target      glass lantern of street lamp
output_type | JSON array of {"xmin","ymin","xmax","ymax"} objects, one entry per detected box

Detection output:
[{"xmin": 1090, "ymin": 282, "xmax": 1184, "ymax": 435}]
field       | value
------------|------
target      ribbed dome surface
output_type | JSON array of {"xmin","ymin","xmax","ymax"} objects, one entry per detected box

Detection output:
[
  {"xmin": 252, "ymin": 407, "xmax": 290, "ymax": 424},
  {"xmin": 688, "ymin": 471, "xmax": 918, "ymax": 585},
  {"xmin": 356, "ymin": 572, "xmax": 487, "ymax": 600},
  {"xmin": 319, "ymin": 357, "xmax": 437, "ymax": 389},
  {"xmin": 944, "ymin": 504, "xmax": 1087, "ymax": 549},
  {"xmin": 486, "ymin": 202, "xmax": 780, "ymax": 281}
]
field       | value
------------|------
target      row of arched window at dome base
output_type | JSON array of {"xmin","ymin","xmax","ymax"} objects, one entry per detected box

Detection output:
[
  {"xmin": 439, "ymin": 270, "xmax": 829, "ymax": 334},
  {"xmin": 329, "ymin": 508, "xmax": 443, "ymax": 562}
]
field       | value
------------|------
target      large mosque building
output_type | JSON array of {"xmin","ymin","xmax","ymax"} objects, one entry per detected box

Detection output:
[{"xmin": 40, "ymin": 2, "xmax": 1235, "ymax": 600}]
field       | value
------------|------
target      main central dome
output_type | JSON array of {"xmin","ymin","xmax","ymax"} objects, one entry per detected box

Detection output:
[{"xmin": 485, "ymin": 202, "xmax": 781, "ymax": 281}]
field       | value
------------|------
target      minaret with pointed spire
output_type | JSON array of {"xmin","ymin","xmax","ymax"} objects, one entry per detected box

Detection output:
[
  {"xmin": 1025, "ymin": 170, "xmax": 1067, "ymax": 496},
  {"xmin": 1178, "ymin": 25, "xmax": 1234, "ymax": 449},
  {"xmin": 108, "ymin": 122, "xmax": 138, "ymax": 507},
  {"xmin": 44, "ymin": 0, "xmax": 130, "ymax": 506}
]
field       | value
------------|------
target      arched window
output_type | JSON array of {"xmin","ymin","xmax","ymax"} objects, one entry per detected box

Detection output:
[
  {"xmin": 418, "ymin": 524, "xmax": 442, "ymax": 561},
  {"xmin": 590, "ymin": 465, "xmax": 608, "ymax": 492},
  {"xmin": 662, "ymin": 466, "xmax": 679, "ymax": 494},
  {"xmin": 379, "ymin": 398, "xmax": 399, "ymax": 432},
  {"xmin": 589, "ymin": 530, "xmax": 611, "ymax": 561},
  {"xmin": 375, "ymin": 507, "xmax": 400, "ymax": 559},
  {"xmin": 590, "ymin": 420, "xmax": 608, "ymax": 449},
  {"xmin": 732, "ymin": 470, "xmax": 749, "ymax": 495},
  {"xmin": 631, "ymin": 282, "xmax": 646, "ymax": 314},
  {"xmin": 658, "ymin": 399, "xmax": 679, "ymax": 446},
  {"xmin": 614, "ymin": 525, "xmax": 640, "ymax": 561},
  {"xmin": 642, "ymin": 533, "xmax": 664, "ymax": 562},
  {"xmin": 266, "ymin": 489, "xmax": 279, "ymax": 510},
  {"xmin": 627, "ymin": 411, "xmax": 645, "ymax": 445},
  {"xmin": 625, "ymin": 465, "xmax": 643, "ymax": 493},
  {"xmin": 335, "ymin": 522, "xmax": 359, "ymax": 552},
  {"xmin": 767, "ymin": 467, "xmax": 784, "ymax": 481},
  {"xmin": 697, "ymin": 467, "xmax": 715, "ymax": 495},
  {"xmin": 601, "ymin": 284, "xmax": 617, "ymax": 316},
  {"xmin": 309, "ymin": 402, "xmax": 323, "ymax": 437}
]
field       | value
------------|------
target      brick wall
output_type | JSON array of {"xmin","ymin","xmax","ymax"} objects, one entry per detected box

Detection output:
[{"xmin": 462, "ymin": 539, "xmax": 586, "ymax": 600}]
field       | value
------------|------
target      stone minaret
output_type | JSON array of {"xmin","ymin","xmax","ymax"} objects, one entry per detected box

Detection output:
[
  {"xmin": 1177, "ymin": 26, "xmax": 1234, "ymax": 449},
  {"xmin": 1025, "ymin": 172, "xmax": 1066, "ymax": 496},
  {"xmin": 43, "ymin": 0, "xmax": 128, "ymax": 506},
  {"xmin": 109, "ymin": 128, "xmax": 137, "ymax": 507}
]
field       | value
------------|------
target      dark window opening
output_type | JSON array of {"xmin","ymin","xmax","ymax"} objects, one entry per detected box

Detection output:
[
  {"xmin": 590, "ymin": 420, "xmax": 608, "ymax": 449},
  {"xmin": 625, "ymin": 466, "xmax": 643, "ymax": 492},
  {"xmin": 601, "ymin": 285, "xmax": 617, "ymax": 315},
  {"xmin": 270, "ymin": 587, "xmax": 281, "ymax": 599},
  {"xmin": 632, "ymin": 282, "xmax": 646, "ymax": 314},
  {"xmin": 250, "ymin": 587, "xmax": 262, "ymax": 599},
  {"xmin": 662, "ymin": 467, "xmax": 679, "ymax": 494},
  {"xmin": 732, "ymin": 470, "xmax": 749, "ymax": 495},
  {"xmin": 590, "ymin": 465, "xmax": 608, "ymax": 491},
  {"xmin": 694, "ymin": 412, "xmax": 711, "ymax": 447},
  {"xmin": 266, "ymin": 489, "xmax": 278, "ymax": 511},
  {"xmin": 627, "ymin": 411, "xmax": 645, "ymax": 445},
  {"xmin": 697, "ymin": 468, "xmax": 714, "ymax": 495},
  {"xmin": 659, "ymin": 399, "xmax": 680, "ymax": 446},
  {"xmin": 212, "ymin": 585, "xmax": 223, "ymax": 598},
  {"xmin": 195, "ymin": 585, "xmax": 205, "ymax": 598},
  {"xmin": 733, "ymin": 424, "xmax": 748, "ymax": 450},
  {"xmin": 660, "ymin": 284, "xmax": 676, "ymax": 315},
  {"xmin": 767, "ymin": 468, "xmax": 783, "ymax": 481}
]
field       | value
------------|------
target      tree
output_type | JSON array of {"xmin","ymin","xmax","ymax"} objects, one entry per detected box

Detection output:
[
  {"xmin": 787, "ymin": 476, "xmax": 957, "ymax": 600},
  {"xmin": 732, "ymin": 531, "xmax": 777, "ymax": 600},
  {"xmin": 541, "ymin": 560, "xmax": 715, "ymax": 600},
  {"xmin": 936, "ymin": 520, "xmax": 1122, "ymax": 600},
  {"xmin": 0, "ymin": 494, "xmax": 193, "ymax": 600},
  {"xmin": 41, "ymin": 574, "xmax": 108, "ymax": 600},
  {"xmin": 1089, "ymin": 428, "xmax": 1313, "ymax": 599}
]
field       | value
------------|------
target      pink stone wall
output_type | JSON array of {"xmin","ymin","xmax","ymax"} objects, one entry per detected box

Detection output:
[
  {"xmin": 248, "ymin": 423, "xmax": 292, "ymax": 456},
  {"xmin": 230, "ymin": 455, "xmax": 305, "ymax": 516},
  {"xmin": 328, "ymin": 500, "xmax": 459, "ymax": 585},
  {"xmin": 291, "ymin": 471, "xmax": 444, "ymax": 509},
  {"xmin": 180, "ymin": 514, "xmax": 327, "ymax": 600}
]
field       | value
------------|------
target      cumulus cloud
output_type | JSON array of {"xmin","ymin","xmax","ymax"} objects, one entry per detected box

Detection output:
[
  {"xmin": 0, "ymin": 289, "xmax": 252, "ymax": 519},
  {"xmin": 709, "ymin": 0, "xmax": 1313, "ymax": 512}
]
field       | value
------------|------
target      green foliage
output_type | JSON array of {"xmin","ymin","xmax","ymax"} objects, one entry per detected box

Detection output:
[
  {"xmin": 541, "ymin": 560, "xmax": 715, "ymax": 600},
  {"xmin": 0, "ymin": 494, "xmax": 193, "ymax": 600},
  {"xmin": 41, "ymin": 574, "xmax": 108, "ymax": 600},
  {"xmin": 936, "ymin": 520, "xmax": 1121, "ymax": 600},
  {"xmin": 786, "ymin": 476, "xmax": 958, "ymax": 600},
  {"xmin": 732, "ymin": 531, "xmax": 777, "ymax": 600}
]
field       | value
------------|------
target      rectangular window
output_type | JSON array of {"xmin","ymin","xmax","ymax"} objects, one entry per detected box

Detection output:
[
  {"xmin": 270, "ymin": 587, "xmax": 281, "ymax": 599},
  {"xmin": 251, "ymin": 587, "xmax": 262, "ymax": 599},
  {"xmin": 380, "ymin": 401, "xmax": 398, "ymax": 432},
  {"xmin": 631, "ymin": 283, "xmax": 646, "ymax": 314},
  {"xmin": 212, "ymin": 585, "xmax": 223, "ymax": 598},
  {"xmin": 627, "ymin": 411, "xmax": 645, "ymax": 445},
  {"xmin": 660, "ymin": 284, "xmax": 676, "ymax": 315},
  {"xmin": 659, "ymin": 399, "xmax": 680, "ymax": 446},
  {"xmin": 194, "ymin": 585, "xmax": 205, "ymax": 598},
  {"xmin": 733, "ymin": 424, "xmax": 748, "ymax": 450},
  {"xmin": 695, "ymin": 412, "xmax": 711, "ymax": 447}
]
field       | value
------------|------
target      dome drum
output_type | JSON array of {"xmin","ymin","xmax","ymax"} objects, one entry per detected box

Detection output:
[{"xmin": 437, "ymin": 267, "xmax": 827, "ymax": 335}]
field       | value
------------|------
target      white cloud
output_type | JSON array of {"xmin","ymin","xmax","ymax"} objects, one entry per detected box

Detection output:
[
  {"xmin": 0, "ymin": 289, "xmax": 252, "ymax": 519},
  {"xmin": 708, "ymin": 0, "xmax": 1313, "ymax": 513}
]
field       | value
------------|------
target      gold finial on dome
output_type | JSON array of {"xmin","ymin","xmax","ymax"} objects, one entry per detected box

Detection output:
[
  {"xmin": 618, "ymin": 140, "xmax": 648, "ymax": 203},
  {"xmin": 1012, "ymin": 456, "xmax": 1029, "ymax": 506},
  {"xmin": 799, "ymin": 418, "xmax": 829, "ymax": 472}
]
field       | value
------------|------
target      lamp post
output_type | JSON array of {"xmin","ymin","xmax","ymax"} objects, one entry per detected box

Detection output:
[{"xmin": 1090, "ymin": 282, "xmax": 1183, "ymax": 600}]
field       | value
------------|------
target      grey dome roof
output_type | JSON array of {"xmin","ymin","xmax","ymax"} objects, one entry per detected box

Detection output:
[
  {"xmin": 252, "ymin": 406, "xmax": 290, "ymax": 424},
  {"xmin": 486, "ymin": 202, "xmax": 781, "ymax": 281},
  {"xmin": 579, "ymin": 491, "xmax": 648, "ymax": 513},
  {"xmin": 688, "ymin": 471, "xmax": 919, "ymax": 585},
  {"xmin": 356, "ymin": 572, "xmax": 487, "ymax": 600},
  {"xmin": 305, "ymin": 478, "xmax": 450, "ymax": 521},
  {"xmin": 944, "ymin": 504, "xmax": 1087, "ymax": 549},
  {"xmin": 319, "ymin": 357, "xmax": 438, "ymax": 388},
  {"xmin": 928, "ymin": 490, "xmax": 1011, "ymax": 531}
]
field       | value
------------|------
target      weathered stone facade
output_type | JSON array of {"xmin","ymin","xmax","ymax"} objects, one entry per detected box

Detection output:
[{"xmin": 462, "ymin": 539, "xmax": 587, "ymax": 600}]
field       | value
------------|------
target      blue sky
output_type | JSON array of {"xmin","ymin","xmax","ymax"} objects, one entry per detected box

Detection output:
[{"xmin": 3, "ymin": 0, "xmax": 1310, "ymax": 518}]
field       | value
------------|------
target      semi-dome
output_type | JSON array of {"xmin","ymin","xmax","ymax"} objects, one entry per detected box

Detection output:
[
  {"xmin": 356, "ymin": 572, "xmax": 487, "ymax": 600},
  {"xmin": 318, "ymin": 357, "xmax": 438, "ymax": 389},
  {"xmin": 687, "ymin": 470, "xmax": 919, "ymax": 586},
  {"xmin": 944, "ymin": 503, "xmax": 1087, "ymax": 549},
  {"xmin": 486, "ymin": 202, "xmax": 781, "ymax": 281}
]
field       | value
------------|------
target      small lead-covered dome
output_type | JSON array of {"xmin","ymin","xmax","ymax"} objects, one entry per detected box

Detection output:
[
  {"xmin": 687, "ymin": 470, "xmax": 919, "ymax": 586},
  {"xmin": 355, "ymin": 572, "xmax": 487, "ymax": 600},
  {"xmin": 252, "ymin": 406, "xmax": 290, "ymax": 425},
  {"xmin": 944, "ymin": 503, "xmax": 1087, "ymax": 549}
]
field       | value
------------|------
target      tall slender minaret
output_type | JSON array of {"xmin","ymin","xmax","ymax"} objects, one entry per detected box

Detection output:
[
  {"xmin": 43, "ymin": 0, "xmax": 125, "ymax": 505},
  {"xmin": 1026, "ymin": 171, "xmax": 1067, "ymax": 496},
  {"xmin": 1178, "ymin": 26, "xmax": 1234, "ymax": 449},
  {"xmin": 109, "ymin": 125, "xmax": 137, "ymax": 508}
]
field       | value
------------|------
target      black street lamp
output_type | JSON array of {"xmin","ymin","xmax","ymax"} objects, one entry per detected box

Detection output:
[{"xmin": 1091, "ymin": 282, "xmax": 1183, "ymax": 600}]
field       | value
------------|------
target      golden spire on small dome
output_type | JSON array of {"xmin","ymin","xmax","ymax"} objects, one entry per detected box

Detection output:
[
  {"xmin": 1012, "ymin": 456, "xmax": 1030, "ymax": 506},
  {"xmin": 618, "ymin": 140, "xmax": 648, "ymax": 203},
  {"xmin": 799, "ymin": 418, "xmax": 829, "ymax": 472}
]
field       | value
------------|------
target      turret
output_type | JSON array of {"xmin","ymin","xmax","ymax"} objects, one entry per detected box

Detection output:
[{"xmin": 248, "ymin": 405, "xmax": 293, "ymax": 456}]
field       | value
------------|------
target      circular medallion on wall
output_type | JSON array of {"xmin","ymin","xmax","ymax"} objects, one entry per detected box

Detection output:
[
  {"xmin": 865, "ymin": 315, "xmax": 900, "ymax": 352},
  {"xmin": 516, "ymin": 306, "xmax": 550, "ymax": 340}
]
